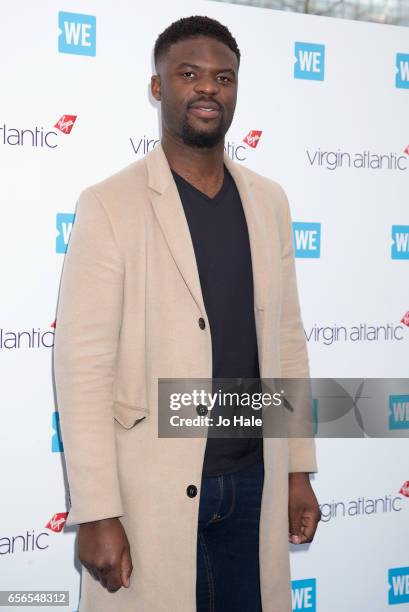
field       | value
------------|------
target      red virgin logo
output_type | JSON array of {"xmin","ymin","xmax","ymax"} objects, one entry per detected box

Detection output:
[
  {"xmin": 54, "ymin": 115, "xmax": 77, "ymax": 134},
  {"xmin": 399, "ymin": 481, "xmax": 409, "ymax": 498},
  {"xmin": 243, "ymin": 130, "xmax": 262, "ymax": 149},
  {"xmin": 401, "ymin": 311, "xmax": 409, "ymax": 327},
  {"xmin": 45, "ymin": 512, "xmax": 68, "ymax": 532}
]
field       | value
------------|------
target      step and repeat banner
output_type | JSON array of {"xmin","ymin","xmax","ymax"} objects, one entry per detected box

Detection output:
[{"xmin": 1, "ymin": 0, "xmax": 408, "ymax": 610}]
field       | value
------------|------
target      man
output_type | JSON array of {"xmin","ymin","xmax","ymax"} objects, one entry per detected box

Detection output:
[{"xmin": 53, "ymin": 15, "xmax": 320, "ymax": 612}]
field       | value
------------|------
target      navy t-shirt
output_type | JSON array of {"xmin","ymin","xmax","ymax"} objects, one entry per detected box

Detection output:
[{"xmin": 172, "ymin": 165, "xmax": 263, "ymax": 477}]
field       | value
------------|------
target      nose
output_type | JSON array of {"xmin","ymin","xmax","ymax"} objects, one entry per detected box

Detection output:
[{"xmin": 193, "ymin": 74, "xmax": 220, "ymax": 96}]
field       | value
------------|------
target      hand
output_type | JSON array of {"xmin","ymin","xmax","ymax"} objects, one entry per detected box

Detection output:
[
  {"xmin": 78, "ymin": 517, "xmax": 133, "ymax": 592},
  {"xmin": 288, "ymin": 472, "xmax": 321, "ymax": 545}
]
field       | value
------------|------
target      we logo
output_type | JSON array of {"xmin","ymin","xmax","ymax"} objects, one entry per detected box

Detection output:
[
  {"xmin": 52, "ymin": 411, "xmax": 64, "ymax": 453},
  {"xmin": 292, "ymin": 222, "xmax": 321, "ymax": 258},
  {"xmin": 291, "ymin": 578, "xmax": 316, "ymax": 611},
  {"xmin": 391, "ymin": 225, "xmax": 409, "ymax": 259},
  {"xmin": 388, "ymin": 567, "xmax": 409, "ymax": 604},
  {"xmin": 294, "ymin": 42, "xmax": 325, "ymax": 81},
  {"xmin": 313, "ymin": 399, "xmax": 319, "ymax": 436},
  {"xmin": 56, "ymin": 213, "xmax": 75, "ymax": 254},
  {"xmin": 389, "ymin": 395, "xmax": 409, "ymax": 430},
  {"xmin": 58, "ymin": 11, "xmax": 96, "ymax": 56},
  {"xmin": 396, "ymin": 53, "xmax": 409, "ymax": 89}
]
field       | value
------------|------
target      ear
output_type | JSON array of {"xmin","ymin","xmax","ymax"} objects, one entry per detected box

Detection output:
[{"xmin": 151, "ymin": 75, "xmax": 161, "ymax": 101}]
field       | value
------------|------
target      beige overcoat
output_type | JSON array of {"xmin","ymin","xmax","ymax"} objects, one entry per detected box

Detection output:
[{"xmin": 53, "ymin": 142, "xmax": 318, "ymax": 612}]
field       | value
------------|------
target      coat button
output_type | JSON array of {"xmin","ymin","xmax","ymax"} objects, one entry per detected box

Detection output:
[
  {"xmin": 198, "ymin": 317, "xmax": 206, "ymax": 330},
  {"xmin": 196, "ymin": 403, "xmax": 208, "ymax": 416},
  {"xmin": 186, "ymin": 484, "xmax": 198, "ymax": 498}
]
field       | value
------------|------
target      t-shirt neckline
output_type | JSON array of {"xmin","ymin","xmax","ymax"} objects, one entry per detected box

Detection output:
[{"xmin": 171, "ymin": 165, "xmax": 230, "ymax": 205}]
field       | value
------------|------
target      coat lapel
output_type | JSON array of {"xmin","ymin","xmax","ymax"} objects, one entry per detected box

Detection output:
[
  {"xmin": 145, "ymin": 144, "xmax": 271, "ymax": 369},
  {"xmin": 146, "ymin": 143, "xmax": 207, "ymax": 316},
  {"xmin": 223, "ymin": 153, "xmax": 272, "ymax": 376},
  {"xmin": 222, "ymin": 153, "xmax": 270, "ymax": 313}
]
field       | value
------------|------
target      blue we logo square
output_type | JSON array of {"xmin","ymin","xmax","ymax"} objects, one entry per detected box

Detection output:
[
  {"xmin": 56, "ymin": 212, "xmax": 75, "ymax": 253},
  {"xmin": 391, "ymin": 225, "xmax": 409, "ymax": 259},
  {"xmin": 52, "ymin": 411, "xmax": 64, "ymax": 453},
  {"xmin": 313, "ymin": 398, "xmax": 319, "ymax": 436},
  {"xmin": 389, "ymin": 394, "xmax": 409, "ymax": 430},
  {"xmin": 388, "ymin": 567, "xmax": 409, "ymax": 604},
  {"xmin": 292, "ymin": 578, "xmax": 316, "ymax": 611},
  {"xmin": 294, "ymin": 42, "xmax": 325, "ymax": 81},
  {"xmin": 58, "ymin": 11, "xmax": 96, "ymax": 56},
  {"xmin": 396, "ymin": 53, "xmax": 409, "ymax": 89},
  {"xmin": 293, "ymin": 222, "xmax": 321, "ymax": 258}
]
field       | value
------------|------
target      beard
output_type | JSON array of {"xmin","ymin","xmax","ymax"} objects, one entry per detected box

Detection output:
[{"xmin": 180, "ymin": 112, "xmax": 228, "ymax": 148}]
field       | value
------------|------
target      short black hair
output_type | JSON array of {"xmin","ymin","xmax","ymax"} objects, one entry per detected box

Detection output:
[{"xmin": 154, "ymin": 15, "xmax": 240, "ymax": 68}]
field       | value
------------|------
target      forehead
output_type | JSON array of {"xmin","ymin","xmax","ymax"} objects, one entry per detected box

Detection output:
[{"xmin": 162, "ymin": 36, "xmax": 238, "ymax": 71}]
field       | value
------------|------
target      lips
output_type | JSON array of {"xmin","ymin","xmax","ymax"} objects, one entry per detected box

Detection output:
[{"xmin": 188, "ymin": 101, "xmax": 221, "ymax": 119}]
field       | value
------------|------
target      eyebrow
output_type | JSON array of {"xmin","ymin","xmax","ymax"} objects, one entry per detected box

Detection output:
[{"xmin": 175, "ymin": 62, "xmax": 236, "ymax": 75}]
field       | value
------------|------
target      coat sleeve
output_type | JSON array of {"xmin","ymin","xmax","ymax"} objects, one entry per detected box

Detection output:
[
  {"xmin": 53, "ymin": 187, "xmax": 125, "ymax": 526},
  {"xmin": 273, "ymin": 182, "xmax": 318, "ymax": 474}
]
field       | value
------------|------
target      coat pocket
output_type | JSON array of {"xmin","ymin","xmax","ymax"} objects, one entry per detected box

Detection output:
[{"xmin": 113, "ymin": 400, "xmax": 149, "ymax": 429}]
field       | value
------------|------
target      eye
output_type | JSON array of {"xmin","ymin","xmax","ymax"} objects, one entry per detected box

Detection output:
[
  {"xmin": 182, "ymin": 71, "xmax": 195, "ymax": 78},
  {"xmin": 217, "ymin": 75, "xmax": 232, "ymax": 83}
]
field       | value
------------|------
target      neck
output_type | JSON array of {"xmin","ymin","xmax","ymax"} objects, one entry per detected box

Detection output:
[{"xmin": 161, "ymin": 131, "xmax": 225, "ymax": 184}]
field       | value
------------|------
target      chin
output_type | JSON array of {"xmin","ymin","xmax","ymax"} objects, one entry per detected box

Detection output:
[
  {"xmin": 182, "ymin": 134, "xmax": 224, "ymax": 148},
  {"xmin": 181, "ymin": 126, "xmax": 225, "ymax": 149},
  {"xmin": 180, "ymin": 114, "xmax": 227, "ymax": 148}
]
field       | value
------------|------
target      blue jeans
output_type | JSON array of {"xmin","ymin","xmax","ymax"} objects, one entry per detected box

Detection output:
[{"xmin": 196, "ymin": 458, "xmax": 264, "ymax": 612}]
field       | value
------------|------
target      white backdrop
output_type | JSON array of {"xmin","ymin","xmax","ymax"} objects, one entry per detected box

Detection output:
[{"xmin": 1, "ymin": 1, "xmax": 409, "ymax": 610}]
